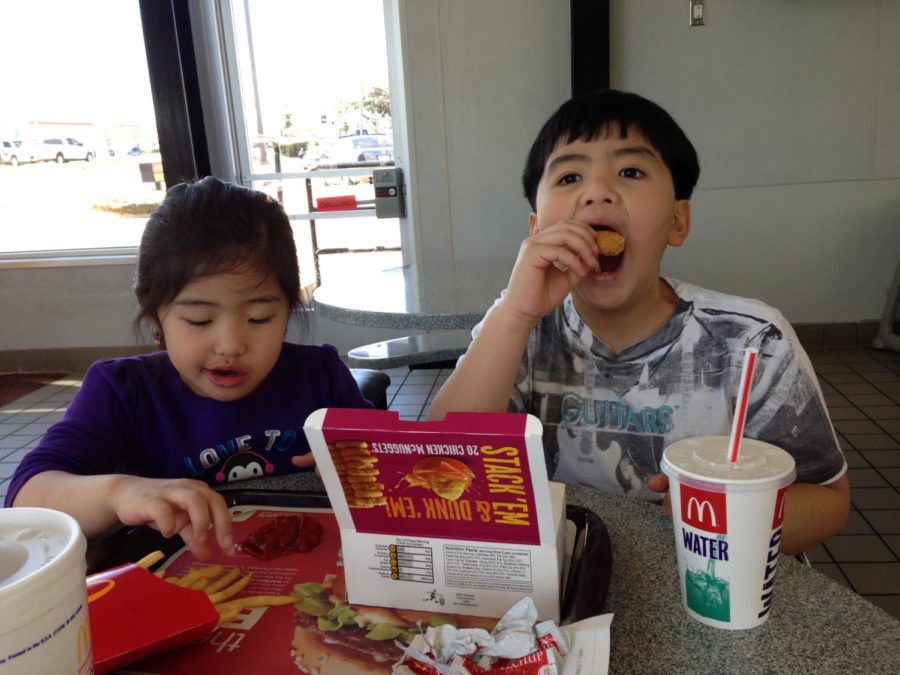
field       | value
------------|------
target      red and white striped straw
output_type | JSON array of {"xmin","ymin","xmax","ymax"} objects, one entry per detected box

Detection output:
[{"xmin": 728, "ymin": 347, "xmax": 759, "ymax": 463}]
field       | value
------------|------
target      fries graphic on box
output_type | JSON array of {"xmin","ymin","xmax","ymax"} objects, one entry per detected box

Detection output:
[{"xmin": 135, "ymin": 550, "xmax": 297, "ymax": 626}]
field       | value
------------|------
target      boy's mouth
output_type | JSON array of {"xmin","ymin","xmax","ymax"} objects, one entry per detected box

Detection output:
[{"xmin": 592, "ymin": 226, "xmax": 625, "ymax": 274}]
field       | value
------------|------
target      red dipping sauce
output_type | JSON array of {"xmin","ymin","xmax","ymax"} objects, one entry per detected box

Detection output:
[{"xmin": 239, "ymin": 514, "xmax": 323, "ymax": 561}]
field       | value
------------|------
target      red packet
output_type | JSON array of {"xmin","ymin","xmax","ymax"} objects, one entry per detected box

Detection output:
[{"xmin": 86, "ymin": 564, "xmax": 218, "ymax": 674}]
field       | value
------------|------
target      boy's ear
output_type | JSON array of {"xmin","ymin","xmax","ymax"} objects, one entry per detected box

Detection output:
[
  {"xmin": 667, "ymin": 200, "xmax": 691, "ymax": 247},
  {"xmin": 528, "ymin": 212, "xmax": 539, "ymax": 236}
]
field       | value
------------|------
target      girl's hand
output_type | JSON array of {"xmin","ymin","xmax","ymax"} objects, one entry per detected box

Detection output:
[
  {"xmin": 109, "ymin": 476, "xmax": 235, "ymax": 561},
  {"xmin": 647, "ymin": 473, "xmax": 671, "ymax": 514},
  {"xmin": 503, "ymin": 220, "xmax": 599, "ymax": 327},
  {"xmin": 290, "ymin": 452, "xmax": 316, "ymax": 470}
]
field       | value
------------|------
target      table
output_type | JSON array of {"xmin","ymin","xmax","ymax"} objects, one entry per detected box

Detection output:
[
  {"xmin": 233, "ymin": 472, "xmax": 900, "ymax": 673},
  {"xmin": 312, "ymin": 258, "xmax": 512, "ymax": 330}
]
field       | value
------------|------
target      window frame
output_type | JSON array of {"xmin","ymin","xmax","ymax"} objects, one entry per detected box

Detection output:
[{"xmin": 570, "ymin": 0, "xmax": 610, "ymax": 95}]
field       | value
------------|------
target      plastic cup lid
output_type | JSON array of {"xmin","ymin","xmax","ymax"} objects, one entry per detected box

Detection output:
[{"xmin": 662, "ymin": 436, "xmax": 796, "ymax": 490}]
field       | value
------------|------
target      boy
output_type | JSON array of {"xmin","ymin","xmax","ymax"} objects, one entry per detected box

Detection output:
[{"xmin": 428, "ymin": 89, "xmax": 848, "ymax": 555}]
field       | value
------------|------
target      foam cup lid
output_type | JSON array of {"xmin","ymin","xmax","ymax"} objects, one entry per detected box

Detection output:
[
  {"xmin": 662, "ymin": 436, "xmax": 796, "ymax": 488},
  {"xmin": 0, "ymin": 507, "xmax": 82, "ymax": 591}
]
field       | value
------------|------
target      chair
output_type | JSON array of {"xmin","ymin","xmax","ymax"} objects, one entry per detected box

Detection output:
[
  {"xmin": 350, "ymin": 368, "xmax": 391, "ymax": 410},
  {"xmin": 873, "ymin": 257, "xmax": 900, "ymax": 354}
]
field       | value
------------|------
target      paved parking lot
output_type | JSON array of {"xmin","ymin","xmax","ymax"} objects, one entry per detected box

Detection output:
[
  {"xmin": 0, "ymin": 157, "xmax": 400, "ymax": 288},
  {"xmin": 0, "ymin": 157, "xmax": 157, "ymax": 252}
]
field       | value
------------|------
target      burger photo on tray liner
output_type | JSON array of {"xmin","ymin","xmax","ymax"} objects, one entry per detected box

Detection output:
[{"xmin": 290, "ymin": 568, "xmax": 496, "ymax": 674}]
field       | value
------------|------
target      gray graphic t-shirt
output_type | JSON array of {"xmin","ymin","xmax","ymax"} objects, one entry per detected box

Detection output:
[{"xmin": 471, "ymin": 279, "xmax": 846, "ymax": 501}]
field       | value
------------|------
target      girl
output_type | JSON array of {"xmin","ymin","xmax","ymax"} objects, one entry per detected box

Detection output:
[{"xmin": 6, "ymin": 177, "xmax": 374, "ymax": 559}]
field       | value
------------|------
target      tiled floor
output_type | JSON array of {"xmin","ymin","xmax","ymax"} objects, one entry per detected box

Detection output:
[
  {"xmin": 2, "ymin": 350, "xmax": 898, "ymax": 620},
  {"xmin": 802, "ymin": 348, "xmax": 900, "ymax": 621}
]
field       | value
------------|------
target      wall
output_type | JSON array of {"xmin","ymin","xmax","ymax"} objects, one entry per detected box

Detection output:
[
  {"xmin": 610, "ymin": 0, "xmax": 900, "ymax": 323},
  {"xmin": 0, "ymin": 263, "xmax": 137, "ymax": 350},
  {"xmin": 1, "ymin": 0, "xmax": 897, "ymax": 358},
  {"xmin": 393, "ymin": 0, "xmax": 570, "ymax": 270}
]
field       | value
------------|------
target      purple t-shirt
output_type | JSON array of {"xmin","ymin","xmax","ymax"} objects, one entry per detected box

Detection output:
[{"xmin": 4, "ymin": 343, "xmax": 372, "ymax": 506}]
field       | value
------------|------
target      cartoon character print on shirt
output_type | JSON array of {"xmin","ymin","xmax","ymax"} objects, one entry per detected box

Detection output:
[{"xmin": 215, "ymin": 451, "xmax": 274, "ymax": 483}]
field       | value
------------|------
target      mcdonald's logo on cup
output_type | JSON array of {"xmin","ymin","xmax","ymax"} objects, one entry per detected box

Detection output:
[
  {"xmin": 76, "ymin": 620, "xmax": 93, "ymax": 674},
  {"xmin": 772, "ymin": 486, "xmax": 788, "ymax": 529},
  {"xmin": 680, "ymin": 484, "xmax": 727, "ymax": 534}
]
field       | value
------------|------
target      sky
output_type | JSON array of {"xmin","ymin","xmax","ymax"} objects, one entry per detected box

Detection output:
[
  {"xmin": 236, "ymin": 0, "xmax": 390, "ymax": 136},
  {"xmin": 0, "ymin": 0, "xmax": 390, "ymax": 140},
  {"xmin": 0, "ymin": 1, "xmax": 154, "ymax": 128}
]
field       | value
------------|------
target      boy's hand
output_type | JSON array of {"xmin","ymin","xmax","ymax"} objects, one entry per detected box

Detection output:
[
  {"xmin": 647, "ymin": 473, "xmax": 671, "ymax": 514},
  {"xmin": 109, "ymin": 476, "xmax": 235, "ymax": 561},
  {"xmin": 504, "ymin": 220, "xmax": 599, "ymax": 325}
]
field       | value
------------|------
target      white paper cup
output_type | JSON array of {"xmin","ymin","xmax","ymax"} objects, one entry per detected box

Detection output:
[
  {"xmin": 661, "ymin": 436, "xmax": 796, "ymax": 630},
  {"xmin": 0, "ymin": 507, "xmax": 93, "ymax": 673}
]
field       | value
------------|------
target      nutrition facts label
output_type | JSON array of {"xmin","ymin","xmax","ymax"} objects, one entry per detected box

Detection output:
[
  {"xmin": 443, "ymin": 544, "xmax": 533, "ymax": 592},
  {"xmin": 388, "ymin": 543, "xmax": 435, "ymax": 583}
]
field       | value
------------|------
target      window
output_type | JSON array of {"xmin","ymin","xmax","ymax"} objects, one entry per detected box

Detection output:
[
  {"xmin": 0, "ymin": 0, "xmax": 402, "ymax": 291},
  {"xmin": 0, "ymin": 1, "xmax": 162, "ymax": 261}
]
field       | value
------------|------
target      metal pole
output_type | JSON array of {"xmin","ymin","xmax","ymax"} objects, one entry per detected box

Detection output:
[{"xmin": 243, "ymin": 0, "xmax": 267, "ymax": 164}]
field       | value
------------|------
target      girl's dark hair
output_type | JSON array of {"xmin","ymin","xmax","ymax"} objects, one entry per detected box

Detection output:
[
  {"xmin": 133, "ymin": 176, "xmax": 305, "ymax": 339},
  {"xmin": 522, "ymin": 89, "xmax": 700, "ymax": 210}
]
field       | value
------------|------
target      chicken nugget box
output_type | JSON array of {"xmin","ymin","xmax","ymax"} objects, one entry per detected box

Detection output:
[
  {"xmin": 304, "ymin": 409, "xmax": 566, "ymax": 620},
  {"xmin": 86, "ymin": 563, "xmax": 219, "ymax": 674}
]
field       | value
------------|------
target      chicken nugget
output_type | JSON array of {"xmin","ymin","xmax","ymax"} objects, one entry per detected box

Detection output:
[
  {"xmin": 346, "ymin": 473, "xmax": 377, "ymax": 484},
  {"xmin": 594, "ymin": 230, "xmax": 625, "ymax": 256},
  {"xmin": 334, "ymin": 440, "xmax": 369, "ymax": 449},
  {"xmin": 348, "ymin": 496, "xmax": 388, "ymax": 508},
  {"xmin": 353, "ymin": 488, "xmax": 385, "ymax": 499},
  {"xmin": 346, "ymin": 467, "xmax": 379, "ymax": 477}
]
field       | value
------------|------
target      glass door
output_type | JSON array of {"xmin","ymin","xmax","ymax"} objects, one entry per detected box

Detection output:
[{"xmin": 209, "ymin": 0, "xmax": 402, "ymax": 292}]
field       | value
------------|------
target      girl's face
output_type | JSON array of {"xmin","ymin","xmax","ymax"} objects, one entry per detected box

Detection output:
[{"xmin": 157, "ymin": 269, "xmax": 290, "ymax": 402}]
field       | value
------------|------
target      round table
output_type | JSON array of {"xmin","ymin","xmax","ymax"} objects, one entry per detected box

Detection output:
[
  {"xmin": 312, "ymin": 258, "xmax": 512, "ymax": 330},
  {"xmin": 235, "ymin": 472, "xmax": 900, "ymax": 673}
]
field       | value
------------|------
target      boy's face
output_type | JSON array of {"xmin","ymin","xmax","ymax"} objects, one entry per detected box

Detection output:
[
  {"xmin": 158, "ymin": 269, "xmax": 289, "ymax": 402},
  {"xmin": 529, "ymin": 126, "xmax": 691, "ymax": 316}
]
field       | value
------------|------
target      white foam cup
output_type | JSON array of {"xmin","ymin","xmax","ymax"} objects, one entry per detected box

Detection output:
[
  {"xmin": 0, "ymin": 507, "xmax": 93, "ymax": 673},
  {"xmin": 661, "ymin": 436, "xmax": 796, "ymax": 630}
]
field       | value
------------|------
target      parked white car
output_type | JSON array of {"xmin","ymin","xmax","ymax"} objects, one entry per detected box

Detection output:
[
  {"xmin": 0, "ymin": 140, "xmax": 39, "ymax": 166},
  {"xmin": 38, "ymin": 137, "xmax": 96, "ymax": 163}
]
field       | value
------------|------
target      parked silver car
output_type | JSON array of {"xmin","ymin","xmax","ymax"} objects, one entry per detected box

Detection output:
[{"xmin": 314, "ymin": 134, "xmax": 394, "ymax": 168}]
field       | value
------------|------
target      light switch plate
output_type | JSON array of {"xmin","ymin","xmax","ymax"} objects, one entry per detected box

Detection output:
[{"xmin": 690, "ymin": 0, "xmax": 706, "ymax": 27}]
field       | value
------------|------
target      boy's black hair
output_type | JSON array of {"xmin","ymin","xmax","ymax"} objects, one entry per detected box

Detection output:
[
  {"xmin": 522, "ymin": 89, "xmax": 700, "ymax": 210},
  {"xmin": 133, "ymin": 176, "xmax": 305, "ymax": 341}
]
